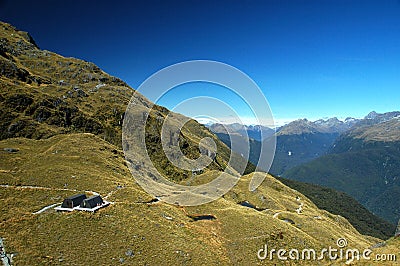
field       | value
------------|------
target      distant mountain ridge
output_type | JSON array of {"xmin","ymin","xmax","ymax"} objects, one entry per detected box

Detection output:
[
  {"xmin": 266, "ymin": 117, "xmax": 360, "ymax": 174},
  {"xmin": 207, "ymin": 115, "xmax": 398, "ymax": 236},
  {"xmin": 206, "ymin": 116, "xmax": 360, "ymax": 139},
  {"xmin": 207, "ymin": 122, "xmax": 275, "ymax": 141},
  {"xmin": 209, "ymin": 112, "xmax": 400, "ymax": 225},
  {"xmin": 277, "ymin": 117, "xmax": 358, "ymax": 136},
  {"xmin": 207, "ymin": 113, "xmax": 400, "ymax": 177},
  {"xmin": 336, "ymin": 111, "xmax": 400, "ymax": 144},
  {"xmin": 284, "ymin": 111, "xmax": 400, "ymax": 224}
]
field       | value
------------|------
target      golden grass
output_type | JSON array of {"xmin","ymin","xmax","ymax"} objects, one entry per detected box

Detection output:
[{"xmin": 1, "ymin": 134, "xmax": 396, "ymax": 265}]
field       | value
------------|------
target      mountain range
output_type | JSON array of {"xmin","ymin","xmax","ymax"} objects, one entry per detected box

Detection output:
[
  {"xmin": 208, "ymin": 123, "xmax": 275, "ymax": 141},
  {"xmin": 208, "ymin": 112, "xmax": 400, "ymax": 225},
  {"xmin": 208, "ymin": 116, "xmax": 359, "ymax": 175},
  {"xmin": 270, "ymin": 117, "xmax": 359, "ymax": 175},
  {"xmin": 284, "ymin": 112, "xmax": 400, "ymax": 224}
]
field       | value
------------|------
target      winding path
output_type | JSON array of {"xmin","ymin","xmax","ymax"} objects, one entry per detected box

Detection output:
[
  {"xmin": 0, "ymin": 184, "xmax": 117, "ymax": 214},
  {"xmin": 33, "ymin": 203, "xmax": 61, "ymax": 214},
  {"xmin": 272, "ymin": 196, "xmax": 304, "ymax": 220}
]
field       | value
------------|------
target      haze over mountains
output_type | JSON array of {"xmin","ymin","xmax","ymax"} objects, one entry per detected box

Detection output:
[
  {"xmin": 208, "ymin": 111, "xmax": 400, "ymax": 225},
  {"xmin": 1, "ymin": 21, "xmax": 399, "ymax": 264},
  {"xmin": 208, "ymin": 115, "xmax": 361, "ymax": 175},
  {"xmin": 208, "ymin": 123, "xmax": 275, "ymax": 142}
]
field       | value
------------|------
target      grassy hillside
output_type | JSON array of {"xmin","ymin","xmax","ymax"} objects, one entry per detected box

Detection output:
[
  {"xmin": 1, "ymin": 20, "xmax": 399, "ymax": 265},
  {"xmin": 0, "ymin": 134, "xmax": 388, "ymax": 265},
  {"xmin": 0, "ymin": 21, "xmax": 253, "ymax": 183},
  {"xmin": 284, "ymin": 139, "xmax": 400, "ymax": 225},
  {"xmin": 213, "ymin": 132, "xmax": 396, "ymax": 239},
  {"xmin": 0, "ymin": 21, "xmax": 132, "ymax": 145}
]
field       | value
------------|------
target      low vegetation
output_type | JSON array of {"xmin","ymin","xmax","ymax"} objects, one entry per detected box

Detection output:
[
  {"xmin": 0, "ymin": 134, "xmax": 385, "ymax": 265},
  {"xmin": 1, "ymin": 21, "xmax": 398, "ymax": 265},
  {"xmin": 284, "ymin": 139, "xmax": 400, "ymax": 225}
]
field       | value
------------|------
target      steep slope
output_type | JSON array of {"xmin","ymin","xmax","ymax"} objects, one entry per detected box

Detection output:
[
  {"xmin": 0, "ymin": 134, "xmax": 384, "ymax": 265},
  {"xmin": 0, "ymin": 21, "xmax": 254, "ymax": 183},
  {"xmin": 0, "ymin": 22, "xmax": 132, "ymax": 145},
  {"xmin": 284, "ymin": 114, "xmax": 400, "ymax": 224},
  {"xmin": 1, "ymin": 21, "xmax": 398, "ymax": 265},
  {"xmin": 276, "ymin": 177, "xmax": 396, "ymax": 239}
]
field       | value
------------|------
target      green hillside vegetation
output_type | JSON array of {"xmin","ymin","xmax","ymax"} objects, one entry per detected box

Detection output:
[
  {"xmin": 0, "ymin": 22, "xmax": 131, "ymax": 145},
  {"xmin": 215, "ymin": 131, "xmax": 339, "ymax": 176},
  {"xmin": 215, "ymin": 130, "xmax": 340, "ymax": 176},
  {"xmin": 276, "ymin": 177, "xmax": 396, "ymax": 239},
  {"xmin": 267, "ymin": 132, "xmax": 339, "ymax": 175},
  {"xmin": 145, "ymin": 112, "xmax": 255, "ymax": 183},
  {"xmin": 284, "ymin": 125, "xmax": 400, "ymax": 225}
]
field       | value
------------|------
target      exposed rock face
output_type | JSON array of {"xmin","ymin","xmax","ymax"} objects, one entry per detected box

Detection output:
[
  {"xmin": 0, "ymin": 21, "xmax": 133, "ymax": 145},
  {"xmin": 0, "ymin": 20, "xmax": 254, "ymax": 182}
]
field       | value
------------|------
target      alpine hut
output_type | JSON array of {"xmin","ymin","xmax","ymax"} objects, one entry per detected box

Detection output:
[
  {"xmin": 80, "ymin": 195, "xmax": 104, "ymax": 209},
  {"xmin": 61, "ymin": 194, "xmax": 87, "ymax": 209}
]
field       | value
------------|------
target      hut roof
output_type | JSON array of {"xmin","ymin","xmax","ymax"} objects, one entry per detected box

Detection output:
[
  {"xmin": 61, "ymin": 193, "xmax": 87, "ymax": 208},
  {"xmin": 80, "ymin": 195, "xmax": 104, "ymax": 209}
]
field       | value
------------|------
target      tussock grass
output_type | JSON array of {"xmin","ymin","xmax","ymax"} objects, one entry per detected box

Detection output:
[{"xmin": 0, "ymin": 134, "xmax": 392, "ymax": 265}]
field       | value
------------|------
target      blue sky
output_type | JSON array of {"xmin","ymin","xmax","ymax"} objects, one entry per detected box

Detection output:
[{"xmin": 1, "ymin": 0, "xmax": 399, "ymax": 126}]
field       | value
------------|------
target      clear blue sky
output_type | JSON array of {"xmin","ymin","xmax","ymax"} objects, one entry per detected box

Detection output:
[{"xmin": 1, "ymin": 0, "xmax": 399, "ymax": 125}]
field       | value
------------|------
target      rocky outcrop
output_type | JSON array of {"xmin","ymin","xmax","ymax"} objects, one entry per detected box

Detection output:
[{"xmin": 0, "ymin": 21, "xmax": 132, "ymax": 146}]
